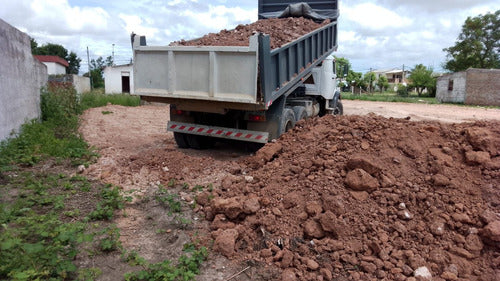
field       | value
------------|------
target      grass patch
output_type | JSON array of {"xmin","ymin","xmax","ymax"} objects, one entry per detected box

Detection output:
[
  {"xmin": 0, "ymin": 172, "xmax": 127, "ymax": 280},
  {"xmin": 341, "ymin": 91, "xmax": 438, "ymax": 104},
  {"xmin": 80, "ymin": 89, "xmax": 140, "ymax": 111}
]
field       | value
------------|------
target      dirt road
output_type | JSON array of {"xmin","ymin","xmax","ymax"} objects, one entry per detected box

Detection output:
[
  {"xmin": 343, "ymin": 100, "xmax": 500, "ymax": 122},
  {"xmin": 79, "ymin": 102, "xmax": 500, "ymax": 281}
]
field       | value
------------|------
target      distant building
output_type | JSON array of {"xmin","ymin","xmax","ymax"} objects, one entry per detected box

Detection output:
[
  {"xmin": 103, "ymin": 64, "xmax": 134, "ymax": 94},
  {"xmin": 372, "ymin": 68, "xmax": 409, "ymax": 84},
  {"xmin": 34, "ymin": 55, "xmax": 68, "ymax": 75},
  {"xmin": 436, "ymin": 68, "xmax": 500, "ymax": 106}
]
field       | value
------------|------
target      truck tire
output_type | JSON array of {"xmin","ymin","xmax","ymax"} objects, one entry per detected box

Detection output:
[
  {"xmin": 292, "ymin": 106, "xmax": 307, "ymax": 121},
  {"xmin": 333, "ymin": 100, "xmax": 343, "ymax": 115},
  {"xmin": 280, "ymin": 108, "xmax": 296, "ymax": 135},
  {"xmin": 174, "ymin": 132, "xmax": 190, "ymax": 148},
  {"xmin": 186, "ymin": 135, "xmax": 215, "ymax": 149}
]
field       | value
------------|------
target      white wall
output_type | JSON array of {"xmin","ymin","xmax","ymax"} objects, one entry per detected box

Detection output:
[
  {"xmin": 43, "ymin": 62, "xmax": 66, "ymax": 75},
  {"xmin": 104, "ymin": 65, "xmax": 134, "ymax": 94},
  {"xmin": 436, "ymin": 72, "xmax": 466, "ymax": 103},
  {"xmin": 0, "ymin": 19, "xmax": 48, "ymax": 141},
  {"xmin": 72, "ymin": 75, "xmax": 91, "ymax": 94}
]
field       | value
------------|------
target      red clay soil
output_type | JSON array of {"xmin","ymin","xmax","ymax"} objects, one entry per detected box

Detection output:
[
  {"xmin": 172, "ymin": 17, "xmax": 330, "ymax": 49},
  {"xmin": 196, "ymin": 115, "xmax": 500, "ymax": 281}
]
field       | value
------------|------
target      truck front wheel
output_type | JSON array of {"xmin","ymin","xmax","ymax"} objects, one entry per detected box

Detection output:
[
  {"xmin": 333, "ymin": 101, "xmax": 343, "ymax": 115},
  {"xmin": 186, "ymin": 135, "xmax": 215, "ymax": 149}
]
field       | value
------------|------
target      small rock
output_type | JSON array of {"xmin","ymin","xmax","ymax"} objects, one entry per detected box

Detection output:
[
  {"xmin": 398, "ymin": 202, "xmax": 406, "ymax": 210},
  {"xmin": 319, "ymin": 211, "xmax": 337, "ymax": 234},
  {"xmin": 440, "ymin": 271, "xmax": 458, "ymax": 280},
  {"xmin": 260, "ymin": 248, "xmax": 272, "ymax": 258},
  {"xmin": 244, "ymin": 175, "xmax": 254, "ymax": 183},
  {"xmin": 304, "ymin": 219, "xmax": 325, "ymax": 238},
  {"xmin": 305, "ymin": 258, "xmax": 319, "ymax": 270},
  {"xmin": 465, "ymin": 151, "xmax": 490, "ymax": 165},
  {"xmin": 212, "ymin": 197, "xmax": 242, "ymax": 219},
  {"xmin": 272, "ymin": 207, "xmax": 283, "ymax": 217},
  {"xmin": 221, "ymin": 177, "xmax": 233, "ymax": 189},
  {"xmin": 361, "ymin": 141, "xmax": 370, "ymax": 150},
  {"xmin": 283, "ymin": 193, "xmax": 301, "ymax": 209},
  {"xmin": 281, "ymin": 268, "xmax": 297, "ymax": 281},
  {"xmin": 243, "ymin": 197, "xmax": 260, "ymax": 214},
  {"xmin": 320, "ymin": 268, "xmax": 332, "ymax": 281},
  {"xmin": 360, "ymin": 261, "xmax": 377, "ymax": 273},
  {"xmin": 481, "ymin": 220, "xmax": 500, "ymax": 242},
  {"xmin": 281, "ymin": 250, "xmax": 294, "ymax": 268},
  {"xmin": 350, "ymin": 191, "xmax": 369, "ymax": 201},
  {"xmin": 414, "ymin": 266, "xmax": 432, "ymax": 280},
  {"xmin": 399, "ymin": 210, "xmax": 413, "ymax": 220},
  {"xmin": 214, "ymin": 229, "xmax": 238, "ymax": 257},
  {"xmin": 345, "ymin": 168, "xmax": 379, "ymax": 192},
  {"xmin": 430, "ymin": 221, "xmax": 445, "ymax": 236},
  {"xmin": 162, "ymin": 166, "xmax": 169, "ymax": 172},
  {"xmin": 452, "ymin": 213, "xmax": 472, "ymax": 224},
  {"xmin": 432, "ymin": 174, "xmax": 450, "ymax": 186},
  {"xmin": 305, "ymin": 201, "xmax": 323, "ymax": 216},
  {"xmin": 77, "ymin": 164, "xmax": 86, "ymax": 173},
  {"xmin": 346, "ymin": 157, "xmax": 381, "ymax": 175}
]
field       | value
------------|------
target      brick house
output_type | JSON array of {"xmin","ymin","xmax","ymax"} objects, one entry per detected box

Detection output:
[
  {"xmin": 436, "ymin": 68, "xmax": 500, "ymax": 106},
  {"xmin": 34, "ymin": 55, "xmax": 68, "ymax": 75}
]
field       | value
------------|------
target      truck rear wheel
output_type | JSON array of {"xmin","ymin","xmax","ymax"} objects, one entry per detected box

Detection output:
[
  {"xmin": 174, "ymin": 132, "xmax": 190, "ymax": 148},
  {"xmin": 186, "ymin": 135, "xmax": 215, "ymax": 149},
  {"xmin": 280, "ymin": 108, "xmax": 296, "ymax": 135},
  {"xmin": 292, "ymin": 106, "xmax": 307, "ymax": 121}
]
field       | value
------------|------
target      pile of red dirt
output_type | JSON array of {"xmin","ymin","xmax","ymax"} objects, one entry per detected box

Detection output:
[
  {"xmin": 172, "ymin": 17, "xmax": 330, "ymax": 49},
  {"xmin": 198, "ymin": 115, "xmax": 500, "ymax": 281}
]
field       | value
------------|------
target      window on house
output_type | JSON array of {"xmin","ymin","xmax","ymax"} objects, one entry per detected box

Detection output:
[{"xmin": 448, "ymin": 80, "xmax": 454, "ymax": 91}]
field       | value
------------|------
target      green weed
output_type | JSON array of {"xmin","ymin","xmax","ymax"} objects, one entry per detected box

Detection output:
[
  {"xmin": 89, "ymin": 185, "xmax": 130, "ymax": 221},
  {"xmin": 123, "ymin": 243, "xmax": 208, "ymax": 281},
  {"xmin": 155, "ymin": 186, "xmax": 182, "ymax": 215},
  {"xmin": 98, "ymin": 225, "xmax": 122, "ymax": 252}
]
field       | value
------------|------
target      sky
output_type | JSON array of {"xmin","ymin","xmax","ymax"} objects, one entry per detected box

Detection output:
[{"xmin": 1, "ymin": 0, "xmax": 498, "ymax": 73}]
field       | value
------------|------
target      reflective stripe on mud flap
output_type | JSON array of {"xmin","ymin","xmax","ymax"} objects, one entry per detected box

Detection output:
[{"xmin": 167, "ymin": 121, "xmax": 269, "ymax": 144}]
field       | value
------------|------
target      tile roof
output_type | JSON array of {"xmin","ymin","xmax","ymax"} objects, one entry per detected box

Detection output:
[{"xmin": 34, "ymin": 55, "xmax": 69, "ymax": 67}]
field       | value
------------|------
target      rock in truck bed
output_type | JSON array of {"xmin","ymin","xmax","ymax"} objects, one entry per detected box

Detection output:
[{"xmin": 171, "ymin": 17, "xmax": 330, "ymax": 49}]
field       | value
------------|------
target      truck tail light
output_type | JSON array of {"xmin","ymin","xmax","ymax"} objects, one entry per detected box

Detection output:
[
  {"xmin": 249, "ymin": 114, "xmax": 266, "ymax": 122},
  {"xmin": 171, "ymin": 109, "xmax": 184, "ymax": 115}
]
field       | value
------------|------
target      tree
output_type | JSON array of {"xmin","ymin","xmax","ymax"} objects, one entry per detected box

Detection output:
[
  {"xmin": 334, "ymin": 56, "xmax": 351, "ymax": 77},
  {"xmin": 84, "ymin": 56, "xmax": 114, "ymax": 88},
  {"xmin": 409, "ymin": 64, "xmax": 435, "ymax": 96},
  {"xmin": 443, "ymin": 10, "xmax": 500, "ymax": 72},
  {"xmin": 31, "ymin": 39, "xmax": 82, "ymax": 74},
  {"xmin": 376, "ymin": 75, "xmax": 389, "ymax": 92},
  {"xmin": 363, "ymin": 72, "xmax": 376, "ymax": 93},
  {"xmin": 346, "ymin": 70, "xmax": 363, "ymax": 89}
]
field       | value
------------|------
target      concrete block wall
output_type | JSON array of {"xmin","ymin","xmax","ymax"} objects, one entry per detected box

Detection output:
[
  {"xmin": 436, "ymin": 72, "xmax": 466, "ymax": 103},
  {"xmin": 48, "ymin": 74, "xmax": 90, "ymax": 94},
  {"xmin": 0, "ymin": 18, "xmax": 48, "ymax": 141},
  {"xmin": 465, "ymin": 69, "xmax": 500, "ymax": 107}
]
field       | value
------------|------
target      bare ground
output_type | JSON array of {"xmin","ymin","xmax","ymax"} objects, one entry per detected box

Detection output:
[{"xmin": 79, "ymin": 102, "xmax": 500, "ymax": 280}]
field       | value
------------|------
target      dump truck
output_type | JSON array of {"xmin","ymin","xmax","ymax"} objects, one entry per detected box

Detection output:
[{"xmin": 133, "ymin": 0, "xmax": 341, "ymax": 149}]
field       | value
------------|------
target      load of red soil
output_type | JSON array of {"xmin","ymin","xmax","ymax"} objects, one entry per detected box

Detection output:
[
  {"xmin": 199, "ymin": 115, "xmax": 500, "ymax": 281},
  {"xmin": 172, "ymin": 17, "xmax": 330, "ymax": 49}
]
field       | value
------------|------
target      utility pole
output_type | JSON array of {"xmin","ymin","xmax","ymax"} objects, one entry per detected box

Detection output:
[
  {"xmin": 112, "ymin": 44, "xmax": 115, "ymax": 65},
  {"xmin": 402, "ymin": 64, "xmax": 405, "ymax": 84},
  {"xmin": 369, "ymin": 67, "xmax": 373, "ymax": 93},
  {"xmin": 87, "ymin": 46, "xmax": 93, "ymax": 90}
]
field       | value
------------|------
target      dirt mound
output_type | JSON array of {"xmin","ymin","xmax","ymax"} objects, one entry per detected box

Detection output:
[
  {"xmin": 172, "ymin": 17, "xmax": 330, "ymax": 49},
  {"xmin": 201, "ymin": 115, "xmax": 500, "ymax": 280}
]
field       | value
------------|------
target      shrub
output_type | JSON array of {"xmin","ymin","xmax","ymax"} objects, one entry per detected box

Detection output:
[{"xmin": 396, "ymin": 84, "xmax": 409, "ymax": 97}]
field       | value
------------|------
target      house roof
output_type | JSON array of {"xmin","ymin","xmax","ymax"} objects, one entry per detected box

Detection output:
[
  {"xmin": 34, "ymin": 55, "xmax": 69, "ymax": 67},
  {"xmin": 372, "ymin": 68, "xmax": 406, "ymax": 74}
]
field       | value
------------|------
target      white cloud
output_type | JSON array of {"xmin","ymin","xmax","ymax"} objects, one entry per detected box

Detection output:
[
  {"xmin": 342, "ymin": 2, "xmax": 412, "ymax": 31},
  {"xmin": 119, "ymin": 14, "xmax": 158, "ymax": 38}
]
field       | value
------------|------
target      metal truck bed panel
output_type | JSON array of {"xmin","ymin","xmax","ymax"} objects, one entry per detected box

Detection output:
[
  {"xmin": 259, "ymin": 21, "xmax": 337, "ymax": 106},
  {"xmin": 134, "ymin": 37, "xmax": 259, "ymax": 104}
]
